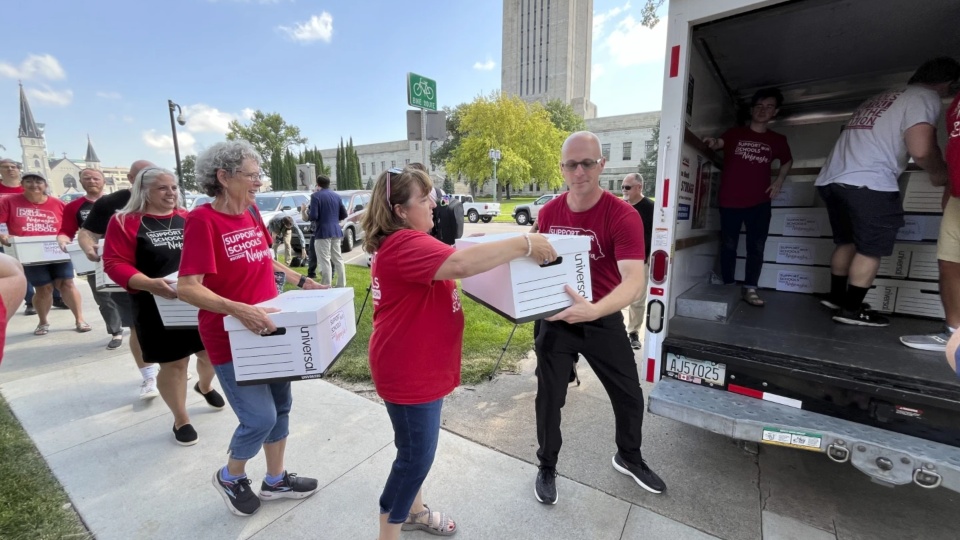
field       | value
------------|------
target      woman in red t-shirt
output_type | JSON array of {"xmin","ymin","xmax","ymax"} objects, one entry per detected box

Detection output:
[
  {"xmin": 704, "ymin": 87, "xmax": 793, "ymax": 307},
  {"xmin": 0, "ymin": 253, "xmax": 28, "ymax": 365},
  {"xmin": 102, "ymin": 167, "xmax": 224, "ymax": 446},
  {"xmin": 0, "ymin": 172, "xmax": 89, "ymax": 336},
  {"xmin": 177, "ymin": 141, "xmax": 328, "ymax": 517},
  {"xmin": 362, "ymin": 166, "xmax": 556, "ymax": 539}
]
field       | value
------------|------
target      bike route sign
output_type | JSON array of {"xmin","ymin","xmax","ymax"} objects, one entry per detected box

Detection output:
[{"xmin": 407, "ymin": 72, "xmax": 437, "ymax": 111}]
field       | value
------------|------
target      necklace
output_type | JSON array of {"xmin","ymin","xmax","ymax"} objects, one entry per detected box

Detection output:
[{"xmin": 143, "ymin": 214, "xmax": 176, "ymax": 232}]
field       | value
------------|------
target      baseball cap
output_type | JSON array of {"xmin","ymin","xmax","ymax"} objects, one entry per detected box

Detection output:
[{"xmin": 21, "ymin": 172, "xmax": 47, "ymax": 183}]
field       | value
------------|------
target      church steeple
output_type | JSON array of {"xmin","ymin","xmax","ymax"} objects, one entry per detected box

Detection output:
[
  {"xmin": 85, "ymin": 135, "xmax": 100, "ymax": 165},
  {"xmin": 18, "ymin": 82, "xmax": 42, "ymax": 139}
]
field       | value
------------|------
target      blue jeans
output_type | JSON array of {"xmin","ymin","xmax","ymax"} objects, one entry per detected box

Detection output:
[
  {"xmin": 720, "ymin": 202, "xmax": 772, "ymax": 288},
  {"xmin": 380, "ymin": 398, "xmax": 443, "ymax": 524},
  {"xmin": 213, "ymin": 361, "xmax": 292, "ymax": 461}
]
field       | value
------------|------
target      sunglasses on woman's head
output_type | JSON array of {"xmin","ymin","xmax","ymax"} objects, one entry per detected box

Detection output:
[{"xmin": 386, "ymin": 167, "xmax": 403, "ymax": 205}]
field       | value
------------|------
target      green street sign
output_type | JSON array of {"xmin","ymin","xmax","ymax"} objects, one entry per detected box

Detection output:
[{"xmin": 407, "ymin": 72, "xmax": 437, "ymax": 111}]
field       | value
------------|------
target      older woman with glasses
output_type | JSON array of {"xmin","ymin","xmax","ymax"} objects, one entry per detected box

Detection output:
[
  {"xmin": 102, "ymin": 168, "xmax": 223, "ymax": 446},
  {"xmin": 177, "ymin": 140, "xmax": 326, "ymax": 518},
  {"xmin": 362, "ymin": 166, "xmax": 556, "ymax": 539}
]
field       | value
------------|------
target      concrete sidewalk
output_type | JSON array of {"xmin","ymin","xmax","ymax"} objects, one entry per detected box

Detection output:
[{"xmin": 0, "ymin": 282, "xmax": 718, "ymax": 540}]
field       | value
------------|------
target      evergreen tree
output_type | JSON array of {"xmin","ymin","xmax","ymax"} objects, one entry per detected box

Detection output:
[
  {"xmin": 269, "ymin": 147, "xmax": 284, "ymax": 190},
  {"xmin": 365, "ymin": 178, "xmax": 374, "ymax": 190},
  {"xmin": 442, "ymin": 176, "xmax": 455, "ymax": 194},
  {"xmin": 636, "ymin": 122, "xmax": 660, "ymax": 198},
  {"xmin": 284, "ymin": 149, "xmax": 297, "ymax": 189}
]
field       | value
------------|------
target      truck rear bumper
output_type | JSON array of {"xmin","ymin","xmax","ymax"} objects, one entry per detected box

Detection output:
[{"xmin": 649, "ymin": 378, "xmax": 960, "ymax": 492}]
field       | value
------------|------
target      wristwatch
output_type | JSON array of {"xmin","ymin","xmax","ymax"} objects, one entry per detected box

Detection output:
[{"xmin": 297, "ymin": 275, "xmax": 307, "ymax": 288}]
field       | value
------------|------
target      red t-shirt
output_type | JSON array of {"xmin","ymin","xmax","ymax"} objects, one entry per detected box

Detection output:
[
  {"xmin": 103, "ymin": 209, "xmax": 188, "ymax": 291},
  {"xmin": 0, "ymin": 185, "xmax": 23, "ymax": 195},
  {"xmin": 0, "ymin": 195, "xmax": 65, "ymax": 236},
  {"xmin": 718, "ymin": 125, "xmax": 792, "ymax": 208},
  {"xmin": 58, "ymin": 197, "xmax": 96, "ymax": 240},
  {"xmin": 179, "ymin": 204, "xmax": 276, "ymax": 365},
  {"xmin": 945, "ymin": 93, "xmax": 960, "ymax": 197},
  {"xmin": 537, "ymin": 191, "xmax": 645, "ymax": 301},
  {"xmin": 369, "ymin": 229, "xmax": 463, "ymax": 404}
]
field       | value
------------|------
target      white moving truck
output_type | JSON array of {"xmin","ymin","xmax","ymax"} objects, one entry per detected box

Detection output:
[{"xmin": 644, "ymin": 0, "xmax": 960, "ymax": 493}]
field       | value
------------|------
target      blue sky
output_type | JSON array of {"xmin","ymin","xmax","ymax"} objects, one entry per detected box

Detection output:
[{"xmin": 0, "ymin": 0, "xmax": 667, "ymax": 169}]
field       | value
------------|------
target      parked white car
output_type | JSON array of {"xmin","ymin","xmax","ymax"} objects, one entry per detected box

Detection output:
[
  {"xmin": 512, "ymin": 194, "xmax": 561, "ymax": 226},
  {"xmin": 450, "ymin": 194, "xmax": 500, "ymax": 223}
]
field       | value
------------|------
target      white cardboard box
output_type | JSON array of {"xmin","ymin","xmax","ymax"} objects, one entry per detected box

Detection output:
[
  {"xmin": 735, "ymin": 237, "xmax": 909, "ymax": 278},
  {"xmin": 907, "ymin": 243, "xmax": 939, "ymax": 281},
  {"xmin": 95, "ymin": 240, "xmax": 124, "ymax": 292},
  {"xmin": 863, "ymin": 283, "xmax": 898, "ymax": 313},
  {"xmin": 224, "ymin": 288, "xmax": 356, "ymax": 385},
  {"xmin": 7, "ymin": 235, "xmax": 69, "ymax": 266},
  {"xmin": 771, "ymin": 178, "xmax": 817, "ymax": 207},
  {"xmin": 894, "ymin": 284, "xmax": 944, "ymax": 319},
  {"xmin": 66, "ymin": 242, "xmax": 96, "ymax": 275},
  {"xmin": 153, "ymin": 272, "xmax": 199, "ymax": 327},
  {"xmin": 768, "ymin": 208, "xmax": 832, "ymax": 237},
  {"xmin": 896, "ymin": 215, "xmax": 941, "ymax": 241},
  {"xmin": 456, "ymin": 233, "xmax": 593, "ymax": 323},
  {"xmin": 734, "ymin": 260, "xmax": 831, "ymax": 294},
  {"xmin": 900, "ymin": 172, "xmax": 945, "ymax": 213}
]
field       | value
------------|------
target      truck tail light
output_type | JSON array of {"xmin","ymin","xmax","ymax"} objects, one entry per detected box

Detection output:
[
  {"xmin": 647, "ymin": 300, "xmax": 664, "ymax": 333},
  {"xmin": 650, "ymin": 250, "xmax": 668, "ymax": 284}
]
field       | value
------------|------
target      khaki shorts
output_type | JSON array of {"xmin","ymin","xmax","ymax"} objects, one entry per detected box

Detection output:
[{"xmin": 938, "ymin": 196, "xmax": 960, "ymax": 263}]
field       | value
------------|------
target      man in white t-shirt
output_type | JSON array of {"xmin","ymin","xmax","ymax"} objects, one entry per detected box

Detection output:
[{"xmin": 815, "ymin": 57, "xmax": 959, "ymax": 327}]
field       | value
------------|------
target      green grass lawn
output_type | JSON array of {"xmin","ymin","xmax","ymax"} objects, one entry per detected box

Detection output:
[
  {"xmin": 0, "ymin": 395, "xmax": 90, "ymax": 540},
  {"xmin": 291, "ymin": 265, "xmax": 535, "ymax": 385}
]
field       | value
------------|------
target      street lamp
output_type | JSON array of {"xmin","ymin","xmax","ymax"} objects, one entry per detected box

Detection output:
[
  {"xmin": 488, "ymin": 148, "xmax": 501, "ymax": 202},
  {"xmin": 167, "ymin": 99, "xmax": 186, "ymax": 197}
]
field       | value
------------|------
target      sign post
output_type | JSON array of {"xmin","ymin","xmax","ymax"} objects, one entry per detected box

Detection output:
[{"xmin": 407, "ymin": 72, "xmax": 437, "ymax": 168}]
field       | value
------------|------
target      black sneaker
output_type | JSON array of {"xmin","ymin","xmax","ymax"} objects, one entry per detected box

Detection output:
[
  {"xmin": 259, "ymin": 471, "xmax": 319, "ymax": 500},
  {"xmin": 833, "ymin": 308, "xmax": 889, "ymax": 327},
  {"xmin": 173, "ymin": 423, "xmax": 198, "ymax": 446},
  {"xmin": 629, "ymin": 332, "xmax": 641, "ymax": 350},
  {"xmin": 534, "ymin": 466, "xmax": 558, "ymax": 505},
  {"xmin": 24, "ymin": 304, "xmax": 36, "ymax": 316},
  {"xmin": 213, "ymin": 470, "xmax": 261, "ymax": 516},
  {"xmin": 194, "ymin": 382, "xmax": 226, "ymax": 409},
  {"xmin": 612, "ymin": 453, "xmax": 666, "ymax": 494}
]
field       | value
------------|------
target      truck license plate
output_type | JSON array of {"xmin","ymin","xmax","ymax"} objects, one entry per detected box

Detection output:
[{"xmin": 665, "ymin": 353, "xmax": 726, "ymax": 386}]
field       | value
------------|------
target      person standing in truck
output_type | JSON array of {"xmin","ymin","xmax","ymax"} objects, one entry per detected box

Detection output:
[
  {"xmin": 902, "ymin": 80, "xmax": 960, "ymax": 350},
  {"xmin": 704, "ymin": 87, "xmax": 794, "ymax": 308},
  {"xmin": 816, "ymin": 57, "xmax": 959, "ymax": 327}
]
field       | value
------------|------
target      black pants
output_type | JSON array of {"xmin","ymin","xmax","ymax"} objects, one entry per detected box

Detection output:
[
  {"xmin": 719, "ymin": 202, "xmax": 772, "ymax": 288},
  {"xmin": 534, "ymin": 313, "xmax": 644, "ymax": 468},
  {"xmin": 85, "ymin": 274, "xmax": 122, "ymax": 335},
  {"xmin": 306, "ymin": 234, "xmax": 318, "ymax": 277}
]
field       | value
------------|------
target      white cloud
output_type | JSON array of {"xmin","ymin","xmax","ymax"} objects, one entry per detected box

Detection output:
[
  {"xmin": 25, "ymin": 85, "xmax": 73, "ymax": 106},
  {"xmin": 96, "ymin": 91, "xmax": 122, "ymax": 100},
  {"xmin": 605, "ymin": 14, "xmax": 667, "ymax": 67},
  {"xmin": 473, "ymin": 59, "xmax": 496, "ymax": 71},
  {"xmin": 594, "ymin": 2, "xmax": 631, "ymax": 40},
  {"xmin": 278, "ymin": 12, "xmax": 334, "ymax": 43},
  {"xmin": 241, "ymin": 107, "xmax": 256, "ymax": 120},
  {"xmin": 142, "ymin": 129, "xmax": 196, "ymax": 155},
  {"xmin": 181, "ymin": 103, "xmax": 237, "ymax": 134},
  {"xmin": 0, "ymin": 54, "xmax": 66, "ymax": 80},
  {"xmin": 592, "ymin": 64, "xmax": 605, "ymax": 81}
]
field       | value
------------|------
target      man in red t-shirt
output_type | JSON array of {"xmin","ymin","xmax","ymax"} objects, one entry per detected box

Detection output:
[
  {"xmin": 56, "ymin": 168, "xmax": 125, "ymax": 350},
  {"xmin": 901, "ymin": 93, "xmax": 960, "ymax": 351},
  {"xmin": 0, "ymin": 159, "xmax": 25, "ymax": 195},
  {"xmin": 530, "ymin": 131, "xmax": 665, "ymax": 505},
  {"xmin": 704, "ymin": 88, "xmax": 793, "ymax": 307}
]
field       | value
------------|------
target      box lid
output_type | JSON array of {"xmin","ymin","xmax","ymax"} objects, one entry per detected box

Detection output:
[
  {"xmin": 223, "ymin": 288, "xmax": 355, "ymax": 331},
  {"xmin": 11, "ymin": 235, "xmax": 58, "ymax": 244},
  {"xmin": 455, "ymin": 232, "xmax": 591, "ymax": 255},
  {"xmin": 65, "ymin": 242, "xmax": 83, "ymax": 253}
]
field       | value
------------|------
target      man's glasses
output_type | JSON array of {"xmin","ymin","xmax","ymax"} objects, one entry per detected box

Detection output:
[
  {"xmin": 386, "ymin": 167, "xmax": 403, "ymax": 205},
  {"xmin": 621, "ymin": 185, "xmax": 635, "ymax": 191},
  {"xmin": 560, "ymin": 158, "xmax": 603, "ymax": 172}
]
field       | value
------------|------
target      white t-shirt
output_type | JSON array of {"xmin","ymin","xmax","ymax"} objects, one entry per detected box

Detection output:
[{"xmin": 815, "ymin": 85, "xmax": 942, "ymax": 192}]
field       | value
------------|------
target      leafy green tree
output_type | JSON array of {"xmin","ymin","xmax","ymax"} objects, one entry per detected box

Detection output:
[
  {"xmin": 637, "ymin": 122, "xmax": 660, "ymax": 198},
  {"xmin": 178, "ymin": 154, "xmax": 198, "ymax": 192},
  {"xmin": 641, "ymin": 0, "xmax": 666, "ymax": 28},
  {"xmin": 431, "ymin": 103, "xmax": 465, "ymax": 170},
  {"xmin": 226, "ymin": 110, "xmax": 307, "ymax": 162},
  {"xmin": 544, "ymin": 99, "xmax": 587, "ymax": 133},
  {"xmin": 442, "ymin": 176, "xmax": 455, "ymax": 194},
  {"xmin": 269, "ymin": 147, "xmax": 285, "ymax": 190},
  {"xmin": 447, "ymin": 91, "xmax": 566, "ymax": 201}
]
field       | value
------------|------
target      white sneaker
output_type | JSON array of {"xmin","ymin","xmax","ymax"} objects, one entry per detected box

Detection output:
[{"xmin": 140, "ymin": 377, "xmax": 160, "ymax": 400}]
